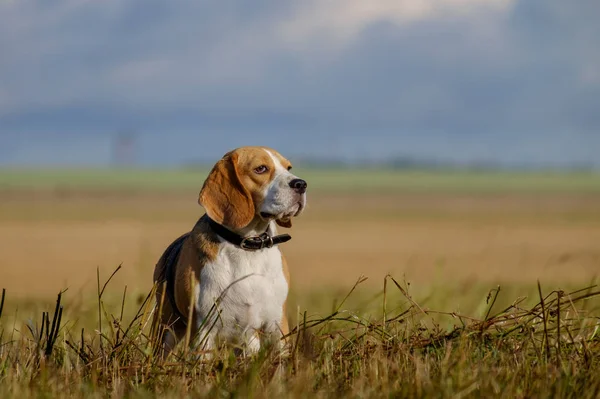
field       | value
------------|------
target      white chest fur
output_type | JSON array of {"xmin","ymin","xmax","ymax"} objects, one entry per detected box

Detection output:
[{"xmin": 195, "ymin": 241, "xmax": 288, "ymax": 346}]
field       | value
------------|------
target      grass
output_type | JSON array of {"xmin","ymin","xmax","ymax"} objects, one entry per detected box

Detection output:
[
  {"xmin": 1, "ymin": 167, "xmax": 600, "ymax": 193},
  {"xmin": 1, "ymin": 270, "xmax": 599, "ymax": 398}
]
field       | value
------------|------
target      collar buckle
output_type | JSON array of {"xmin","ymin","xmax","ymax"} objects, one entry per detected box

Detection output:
[
  {"xmin": 240, "ymin": 233, "xmax": 274, "ymax": 251},
  {"xmin": 239, "ymin": 238, "xmax": 257, "ymax": 251},
  {"xmin": 262, "ymin": 234, "xmax": 274, "ymax": 249}
]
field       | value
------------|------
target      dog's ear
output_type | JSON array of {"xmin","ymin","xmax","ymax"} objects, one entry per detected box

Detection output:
[
  {"xmin": 276, "ymin": 219, "xmax": 292, "ymax": 228},
  {"xmin": 199, "ymin": 152, "xmax": 255, "ymax": 230}
]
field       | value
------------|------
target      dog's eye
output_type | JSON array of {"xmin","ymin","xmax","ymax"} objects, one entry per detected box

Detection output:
[
  {"xmin": 254, "ymin": 165, "xmax": 268, "ymax": 174},
  {"xmin": 287, "ymin": 165, "xmax": 292, "ymax": 171}
]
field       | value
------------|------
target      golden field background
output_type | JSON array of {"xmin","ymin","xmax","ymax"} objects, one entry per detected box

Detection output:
[{"xmin": 1, "ymin": 170, "xmax": 599, "ymax": 304}]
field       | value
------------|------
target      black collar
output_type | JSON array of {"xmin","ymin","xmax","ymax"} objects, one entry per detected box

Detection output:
[{"xmin": 206, "ymin": 216, "xmax": 291, "ymax": 251}]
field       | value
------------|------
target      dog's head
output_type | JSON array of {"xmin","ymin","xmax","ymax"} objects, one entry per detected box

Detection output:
[{"xmin": 198, "ymin": 146, "xmax": 307, "ymax": 230}]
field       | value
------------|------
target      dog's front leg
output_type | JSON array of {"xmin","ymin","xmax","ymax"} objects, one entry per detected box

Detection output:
[
  {"xmin": 261, "ymin": 321, "xmax": 290, "ymax": 356},
  {"xmin": 244, "ymin": 331, "xmax": 261, "ymax": 356},
  {"xmin": 191, "ymin": 328, "xmax": 217, "ymax": 360}
]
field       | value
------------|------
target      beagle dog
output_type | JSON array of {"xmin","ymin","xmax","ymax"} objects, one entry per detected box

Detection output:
[{"xmin": 153, "ymin": 146, "xmax": 307, "ymax": 356}]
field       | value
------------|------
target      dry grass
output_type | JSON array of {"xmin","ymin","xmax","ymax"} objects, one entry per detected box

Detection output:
[
  {"xmin": 0, "ymin": 272, "xmax": 599, "ymax": 398},
  {"xmin": 1, "ymin": 187, "xmax": 599, "ymax": 397}
]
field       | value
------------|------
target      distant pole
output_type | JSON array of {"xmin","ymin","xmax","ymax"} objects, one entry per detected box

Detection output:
[{"xmin": 112, "ymin": 131, "xmax": 136, "ymax": 167}]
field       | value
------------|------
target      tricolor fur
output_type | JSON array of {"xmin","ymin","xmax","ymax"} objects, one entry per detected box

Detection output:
[{"xmin": 153, "ymin": 146, "xmax": 306, "ymax": 356}]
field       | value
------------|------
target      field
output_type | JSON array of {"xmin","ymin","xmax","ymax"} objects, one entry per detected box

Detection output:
[{"xmin": 1, "ymin": 168, "xmax": 599, "ymax": 398}]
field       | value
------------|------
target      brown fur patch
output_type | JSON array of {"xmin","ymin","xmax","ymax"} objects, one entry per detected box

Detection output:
[
  {"xmin": 153, "ymin": 216, "xmax": 221, "ymax": 350},
  {"xmin": 198, "ymin": 151, "xmax": 255, "ymax": 230}
]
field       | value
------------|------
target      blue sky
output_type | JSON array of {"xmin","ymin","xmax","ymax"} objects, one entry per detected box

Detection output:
[{"xmin": 0, "ymin": 0, "xmax": 599, "ymax": 167}]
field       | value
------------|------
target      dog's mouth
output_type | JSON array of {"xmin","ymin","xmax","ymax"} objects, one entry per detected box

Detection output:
[
  {"xmin": 294, "ymin": 201, "xmax": 304, "ymax": 216},
  {"xmin": 260, "ymin": 212, "xmax": 274, "ymax": 219},
  {"xmin": 260, "ymin": 202, "xmax": 304, "ymax": 221}
]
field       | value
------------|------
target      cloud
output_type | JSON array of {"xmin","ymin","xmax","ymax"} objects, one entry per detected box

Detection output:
[
  {"xmin": 0, "ymin": 0, "xmax": 599, "ymax": 167},
  {"xmin": 277, "ymin": 0, "xmax": 516, "ymax": 53},
  {"xmin": 0, "ymin": 0, "xmax": 518, "ymax": 112}
]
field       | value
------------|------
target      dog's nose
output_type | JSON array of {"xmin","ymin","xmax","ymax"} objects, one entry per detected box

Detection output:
[{"xmin": 289, "ymin": 178, "xmax": 307, "ymax": 194}]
